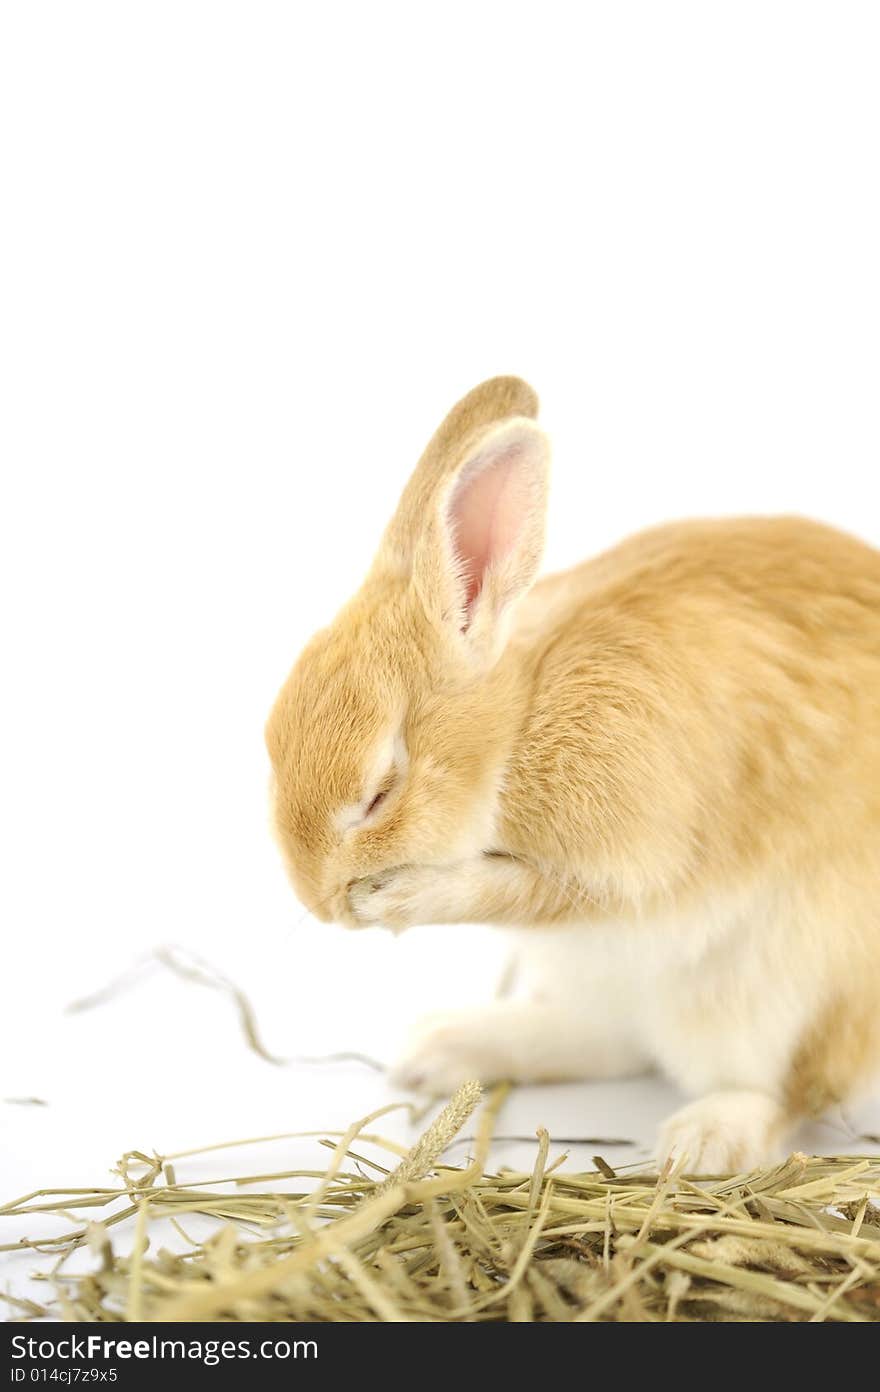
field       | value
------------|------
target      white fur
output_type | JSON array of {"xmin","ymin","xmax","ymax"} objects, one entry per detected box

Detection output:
[
  {"xmin": 391, "ymin": 1000, "xmax": 648, "ymax": 1094},
  {"xmin": 389, "ymin": 875, "xmax": 839, "ymax": 1168}
]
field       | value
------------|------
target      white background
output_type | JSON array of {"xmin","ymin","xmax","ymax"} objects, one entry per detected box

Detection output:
[{"xmin": 2, "ymin": 2, "xmax": 879, "ymax": 1308}]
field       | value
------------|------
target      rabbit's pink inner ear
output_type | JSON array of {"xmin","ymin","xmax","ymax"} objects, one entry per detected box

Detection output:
[{"xmin": 448, "ymin": 445, "xmax": 530, "ymax": 628}]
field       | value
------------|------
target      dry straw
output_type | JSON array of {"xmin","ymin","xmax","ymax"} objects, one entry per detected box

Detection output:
[{"xmin": 2, "ymin": 1082, "xmax": 879, "ymax": 1322}]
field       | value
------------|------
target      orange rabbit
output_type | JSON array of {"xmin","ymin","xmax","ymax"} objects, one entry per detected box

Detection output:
[{"xmin": 266, "ymin": 377, "xmax": 880, "ymax": 1171}]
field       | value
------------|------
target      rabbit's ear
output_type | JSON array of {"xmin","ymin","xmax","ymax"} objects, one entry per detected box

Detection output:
[
  {"xmin": 413, "ymin": 415, "xmax": 550, "ymax": 667},
  {"xmin": 377, "ymin": 376, "xmax": 539, "ymax": 574}
]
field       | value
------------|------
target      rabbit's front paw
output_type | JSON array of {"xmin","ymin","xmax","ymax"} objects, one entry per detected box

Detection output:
[
  {"xmin": 347, "ymin": 863, "xmax": 453, "ymax": 930},
  {"xmin": 390, "ymin": 1011, "xmax": 503, "ymax": 1095}
]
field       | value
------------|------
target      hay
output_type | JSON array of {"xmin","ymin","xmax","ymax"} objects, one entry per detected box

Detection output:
[
  {"xmin": 2, "ymin": 1083, "xmax": 879, "ymax": 1322},
  {"xmin": 66, "ymin": 944, "xmax": 385, "ymax": 1073}
]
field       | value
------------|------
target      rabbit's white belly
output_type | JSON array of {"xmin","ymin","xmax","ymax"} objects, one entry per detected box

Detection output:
[{"xmin": 507, "ymin": 885, "xmax": 825, "ymax": 1099}]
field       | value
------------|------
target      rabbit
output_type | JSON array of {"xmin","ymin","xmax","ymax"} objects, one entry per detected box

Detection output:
[{"xmin": 266, "ymin": 375, "xmax": 880, "ymax": 1172}]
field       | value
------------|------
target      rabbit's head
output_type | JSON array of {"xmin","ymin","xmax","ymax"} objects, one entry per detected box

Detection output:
[{"xmin": 266, "ymin": 377, "xmax": 550, "ymax": 922}]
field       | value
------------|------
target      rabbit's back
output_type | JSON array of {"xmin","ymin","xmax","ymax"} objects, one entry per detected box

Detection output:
[{"xmin": 518, "ymin": 515, "xmax": 880, "ymax": 646}]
